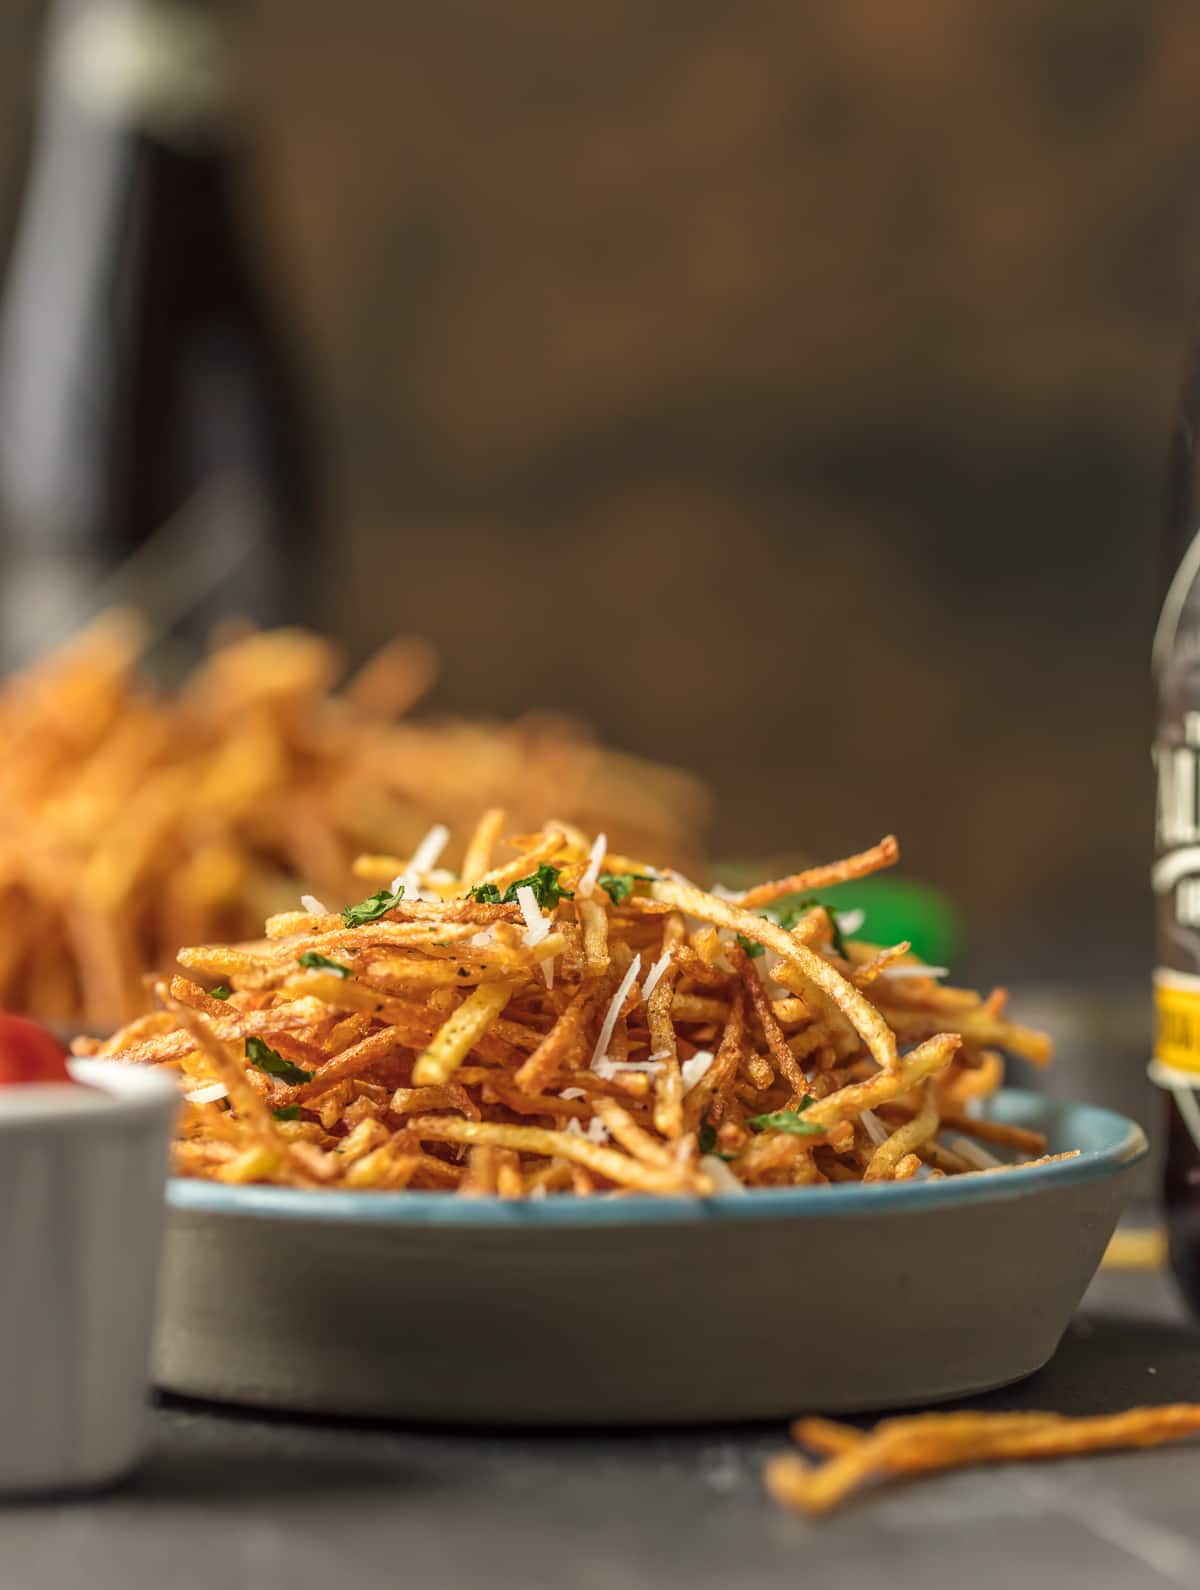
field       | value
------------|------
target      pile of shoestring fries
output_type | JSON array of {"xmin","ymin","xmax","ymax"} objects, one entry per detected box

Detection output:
[
  {"xmin": 765, "ymin": 1406, "xmax": 1200, "ymax": 1514},
  {"xmin": 0, "ymin": 615, "xmax": 707, "ymax": 1029},
  {"xmin": 79, "ymin": 817, "xmax": 1058, "ymax": 1195}
]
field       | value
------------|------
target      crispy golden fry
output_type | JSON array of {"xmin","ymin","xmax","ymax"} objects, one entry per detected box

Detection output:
[
  {"xmin": 389, "ymin": 1083, "xmax": 480, "ymax": 1120},
  {"xmin": 460, "ymin": 808, "xmax": 508, "ymax": 888},
  {"xmin": 738, "ymin": 835, "xmax": 900, "ymax": 911},
  {"xmin": 593, "ymin": 1096, "xmax": 678, "ymax": 1169},
  {"xmin": 344, "ymin": 1146, "xmax": 422, "ymax": 1190},
  {"xmin": 362, "ymin": 944, "xmax": 565, "ymax": 990},
  {"xmin": 293, "ymin": 1027, "xmax": 414, "ymax": 1100},
  {"xmin": 729, "ymin": 943, "xmax": 809, "ymax": 1096},
  {"xmin": 938, "ymin": 1049, "xmax": 1005, "ymax": 1107},
  {"xmin": 884, "ymin": 1006, "xmax": 1053, "ymax": 1067},
  {"xmin": 647, "ymin": 962, "xmax": 684, "ymax": 1140},
  {"xmin": 460, "ymin": 1145, "xmax": 499, "ymax": 1197},
  {"xmin": 683, "ymin": 989, "xmax": 746, "ymax": 1131},
  {"xmin": 851, "ymin": 942, "xmax": 913, "ymax": 986},
  {"xmin": 935, "ymin": 1111, "xmax": 1047, "ymax": 1155},
  {"xmin": 863, "ymin": 1082, "xmax": 939, "ymax": 1181},
  {"xmin": 159, "ymin": 994, "xmax": 291, "ymax": 1180},
  {"xmin": 513, "ymin": 983, "xmax": 600, "ymax": 1094},
  {"xmin": 789, "ymin": 1419, "xmax": 866, "ymax": 1456},
  {"xmin": 650, "ymin": 878, "xmax": 899, "ymax": 1071},
  {"xmin": 343, "ymin": 635, "xmax": 438, "ymax": 720},
  {"xmin": 89, "ymin": 822, "xmax": 1056, "ymax": 1196},
  {"xmin": 495, "ymin": 1149, "xmax": 524, "ymax": 1200},
  {"xmin": 767, "ymin": 1407, "xmax": 1200, "ymax": 1515},
  {"xmin": 468, "ymin": 830, "xmax": 567, "ymax": 895},
  {"xmin": 349, "ymin": 853, "xmax": 407, "ymax": 884},
  {"xmin": 576, "ymin": 892, "xmax": 611, "ymax": 978},
  {"xmin": 412, "ymin": 983, "xmax": 514, "ymax": 1086},
  {"xmin": 406, "ymin": 1114, "xmax": 712, "ymax": 1194},
  {"xmin": 803, "ymin": 1035, "xmax": 960, "ymax": 1127},
  {"xmin": 967, "ymin": 1149, "xmax": 1081, "ymax": 1174}
]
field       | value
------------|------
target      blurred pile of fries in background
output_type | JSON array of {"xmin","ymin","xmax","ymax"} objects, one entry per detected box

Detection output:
[{"xmin": 0, "ymin": 614, "xmax": 708, "ymax": 1029}]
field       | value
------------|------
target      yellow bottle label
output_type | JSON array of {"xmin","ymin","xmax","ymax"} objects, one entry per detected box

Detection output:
[{"xmin": 1154, "ymin": 969, "xmax": 1200, "ymax": 1075}]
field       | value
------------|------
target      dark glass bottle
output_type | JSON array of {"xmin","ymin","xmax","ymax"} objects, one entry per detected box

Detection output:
[
  {"xmin": 1154, "ymin": 332, "xmax": 1200, "ymax": 1316},
  {"xmin": 0, "ymin": 0, "xmax": 319, "ymax": 668}
]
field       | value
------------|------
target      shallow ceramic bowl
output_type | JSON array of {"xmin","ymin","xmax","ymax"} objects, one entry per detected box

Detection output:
[{"xmin": 156, "ymin": 1090, "xmax": 1147, "ymax": 1424}]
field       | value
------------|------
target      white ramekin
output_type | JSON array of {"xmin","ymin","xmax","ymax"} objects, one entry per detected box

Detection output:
[{"xmin": 0, "ymin": 1058, "xmax": 178, "ymax": 1495}]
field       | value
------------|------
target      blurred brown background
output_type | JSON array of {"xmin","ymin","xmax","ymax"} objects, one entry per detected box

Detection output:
[{"xmin": 4, "ymin": 0, "xmax": 1196, "ymax": 977}]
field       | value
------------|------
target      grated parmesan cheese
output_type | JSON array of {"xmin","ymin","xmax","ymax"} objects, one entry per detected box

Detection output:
[
  {"xmin": 589, "ymin": 953, "xmax": 642, "ymax": 1069},
  {"xmin": 592, "ymin": 1056, "xmax": 663, "ymax": 1080},
  {"xmin": 700, "ymin": 1155, "xmax": 747, "ymax": 1194},
  {"xmin": 516, "ymin": 884, "xmax": 550, "ymax": 947},
  {"xmin": 185, "ymin": 1081, "xmax": 228, "ymax": 1105},
  {"xmin": 641, "ymin": 949, "xmax": 673, "ymax": 1002},
  {"xmin": 836, "ymin": 908, "xmax": 866, "ymax": 936},
  {"xmin": 577, "ymin": 831, "xmax": 607, "ymax": 899},
  {"xmin": 300, "ymin": 893, "xmax": 328, "ymax": 916},
  {"xmin": 680, "ymin": 1050, "xmax": 715, "ymax": 1093},
  {"xmin": 945, "ymin": 1134, "xmax": 1004, "ymax": 1170},
  {"xmin": 410, "ymin": 822, "xmax": 451, "ymax": 876},
  {"xmin": 879, "ymin": 963, "xmax": 950, "ymax": 981},
  {"xmin": 565, "ymin": 1116, "xmax": 609, "ymax": 1144},
  {"xmin": 664, "ymin": 868, "xmax": 698, "ymax": 889},
  {"xmin": 392, "ymin": 822, "xmax": 451, "ymax": 899},
  {"xmin": 859, "ymin": 1108, "xmax": 889, "ymax": 1147}
]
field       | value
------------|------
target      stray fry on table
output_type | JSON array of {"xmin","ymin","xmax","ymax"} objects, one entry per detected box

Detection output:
[{"xmin": 765, "ymin": 1407, "xmax": 1200, "ymax": 1515}]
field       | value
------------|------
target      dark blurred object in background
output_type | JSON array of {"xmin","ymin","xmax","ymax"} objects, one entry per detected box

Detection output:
[
  {"xmin": 0, "ymin": 0, "xmax": 319, "ymax": 670},
  {"xmin": 0, "ymin": 0, "xmax": 1191, "ymax": 980}
]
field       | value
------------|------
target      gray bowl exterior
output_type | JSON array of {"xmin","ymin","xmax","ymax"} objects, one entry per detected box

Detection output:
[{"xmin": 155, "ymin": 1161, "xmax": 1136, "ymax": 1424}]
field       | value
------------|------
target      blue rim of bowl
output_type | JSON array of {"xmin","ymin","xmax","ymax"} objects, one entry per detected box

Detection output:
[{"xmin": 166, "ymin": 1088, "xmax": 1148, "ymax": 1227}]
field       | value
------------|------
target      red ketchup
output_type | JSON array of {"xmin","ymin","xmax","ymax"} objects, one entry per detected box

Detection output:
[{"xmin": 0, "ymin": 1012, "xmax": 73, "ymax": 1086}]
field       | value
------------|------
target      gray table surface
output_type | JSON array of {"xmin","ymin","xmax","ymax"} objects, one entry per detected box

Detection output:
[{"xmin": 7, "ymin": 1266, "xmax": 1200, "ymax": 1590}]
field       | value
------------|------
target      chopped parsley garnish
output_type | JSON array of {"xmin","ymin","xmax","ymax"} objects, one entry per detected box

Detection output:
[
  {"xmin": 468, "ymin": 864, "xmax": 573, "ymax": 911},
  {"xmin": 506, "ymin": 863, "xmax": 574, "ymax": 909},
  {"xmin": 597, "ymin": 872, "xmax": 651, "ymax": 905},
  {"xmin": 762, "ymin": 899, "xmax": 815, "ymax": 931},
  {"xmin": 272, "ymin": 1104, "xmax": 302, "ymax": 1121},
  {"xmin": 209, "ymin": 984, "xmax": 231, "ymax": 1000},
  {"xmin": 745, "ymin": 1102, "xmax": 820, "ymax": 1136},
  {"xmin": 735, "ymin": 933, "xmax": 766, "ymax": 958},
  {"xmin": 297, "ymin": 951, "xmax": 351, "ymax": 977},
  {"xmin": 341, "ymin": 884, "xmax": 405, "ymax": 928},
  {"xmin": 698, "ymin": 1116, "xmax": 738, "ymax": 1161},
  {"xmin": 761, "ymin": 898, "xmax": 848, "ymax": 959},
  {"xmin": 245, "ymin": 1037, "xmax": 313, "ymax": 1085}
]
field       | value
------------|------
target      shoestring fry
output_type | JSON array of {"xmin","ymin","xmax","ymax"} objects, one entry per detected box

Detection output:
[
  {"xmin": 77, "ymin": 821, "xmax": 1056, "ymax": 1196},
  {"xmin": 0, "ymin": 614, "xmax": 708, "ymax": 1029},
  {"xmin": 765, "ymin": 1406, "xmax": 1200, "ymax": 1515}
]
